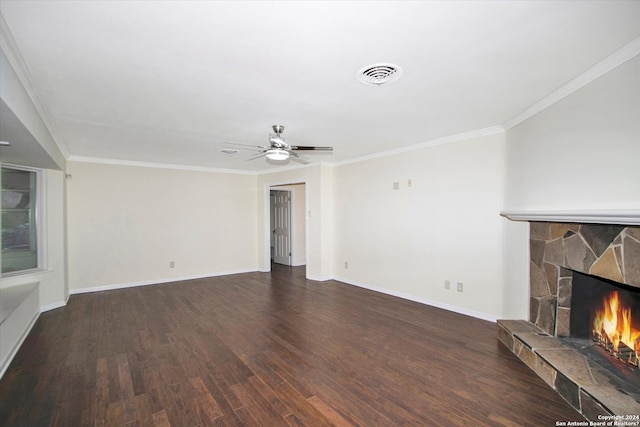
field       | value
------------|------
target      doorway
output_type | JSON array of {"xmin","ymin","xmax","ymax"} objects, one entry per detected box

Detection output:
[
  {"xmin": 270, "ymin": 189, "xmax": 291, "ymax": 265},
  {"xmin": 268, "ymin": 183, "xmax": 306, "ymax": 268}
]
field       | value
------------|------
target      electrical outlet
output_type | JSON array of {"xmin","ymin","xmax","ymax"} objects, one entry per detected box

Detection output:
[
  {"xmin": 393, "ymin": 182, "xmax": 400, "ymax": 190},
  {"xmin": 457, "ymin": 282, "xmax": 463, "ymax": 292},
  {"xmin": 170, "ymin": 261, "xmax": 175, "ymax": 268},
  {"xmin": 408, "ymin": 179, "xmax": 412, "ymax": 187},
  {"xmin": 344, "ymin": 261, "xmax": 349, "ymax": 269},
  {"xmin": 445, "ymin": 280, "xmax": 450, "ymax": 290}
]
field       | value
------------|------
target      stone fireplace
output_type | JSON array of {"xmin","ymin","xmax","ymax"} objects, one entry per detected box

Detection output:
[
  {"xmin": 498, "ymin": 214, "xmax": 640, "ymax": 420},
  {"xmin": 527, "ymin": 222, "xmax": 640, "ymax": 337}
]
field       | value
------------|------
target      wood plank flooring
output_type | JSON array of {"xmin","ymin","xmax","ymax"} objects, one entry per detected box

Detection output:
[{"xmin": 0, "ymin": 265, "xmax": 584, "ymax": 426}]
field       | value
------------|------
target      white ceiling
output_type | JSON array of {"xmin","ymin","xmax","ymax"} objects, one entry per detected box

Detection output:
[{"xmin": 1, "ymin": 1, "xmax": 640, "ymax": 172}]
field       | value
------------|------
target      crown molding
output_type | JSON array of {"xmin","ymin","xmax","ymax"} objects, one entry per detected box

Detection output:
[
  {"xmin": 333, "ymin": 125, "xmax": 505, "ymax": 167},
  {"xmin": 67, "ymin": 155, "xmax": 258, "ymax": 175},
  {"xmin": 256, "ymin": 160, "xmax": 326, "ymax": 176}
]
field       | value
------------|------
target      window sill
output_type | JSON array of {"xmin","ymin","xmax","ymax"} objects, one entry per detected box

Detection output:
[{"xmin": 1, "ymin": 268, "xmax": 47, "ymax": 280}]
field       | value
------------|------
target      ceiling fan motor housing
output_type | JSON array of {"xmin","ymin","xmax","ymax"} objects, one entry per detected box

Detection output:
[
  {"xmin": 268, "ymin": 125, "xmax": 287, "ymax": 147},
  {"xmin": 269, "ymin": 135, "xmax": 287, "ymax": 148}
]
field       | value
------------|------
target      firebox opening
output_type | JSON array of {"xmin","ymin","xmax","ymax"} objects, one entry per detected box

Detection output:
[
  {"xmin": 568, "ymin": 272, "xmax": 640, "ymax": 392},
  {"xmin": 570, "ymin": 273, "xmax": 640, "ymax": 343},
  {"xmin": 571, "ymin": 272, "xmax": 640, "ymax": 354}
]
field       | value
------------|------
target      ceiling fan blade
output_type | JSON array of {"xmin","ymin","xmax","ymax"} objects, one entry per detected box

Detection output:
[
  {"xmin": 289, "ymin": 151, "xmax": 309, "ymax": 164},
  {"xmin": 225, "ymin": 142, "xmax": 268, "ymax": 151},
  {"xmin": 246, "ymin": 151, "xmax": 268, "ymax": 161},
  {"xmin": 290, "ymin": 146, "xmax": 333, "ymax": 151}
]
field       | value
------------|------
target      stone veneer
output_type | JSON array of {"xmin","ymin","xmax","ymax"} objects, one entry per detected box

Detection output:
[
  {"xmin": 528, "ymin": 222, "xmax": 640, "ymax": 336},
  {"xmin": 498, "ymin": 222, "xmax": 640, "ymax": 421}
]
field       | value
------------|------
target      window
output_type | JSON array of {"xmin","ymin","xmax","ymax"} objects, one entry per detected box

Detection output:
[{"xmin": 2, "ymin": 165, "xmax": 41, "ymax": 275}]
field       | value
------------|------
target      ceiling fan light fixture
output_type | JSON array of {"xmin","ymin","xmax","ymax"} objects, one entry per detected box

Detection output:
[{"xmin": 266, "ymin": 148, "xmax": 289, "ymax": 161}]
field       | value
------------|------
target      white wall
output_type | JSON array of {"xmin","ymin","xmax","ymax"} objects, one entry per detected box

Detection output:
[
  {"xmin": 502, "ymin": 54, "xmax": 640, "ymax": 319},
  {"xmin": 66, "ymin": 161, "xmax": 258, "ymax": 291},
  {"xmin": 501, "ymin": 219, "xmax": 529, "ymax": 319},
  {"xmin": 290, "ymin": 184, "xmax": 307, "ymax": 266},
  {"xmin": 504, "ymin": 55, "xmax": 640, "ymax": 211},
  {"xmin": 332, "ymin": 133, "xmax": 507, "ymax": 320}
]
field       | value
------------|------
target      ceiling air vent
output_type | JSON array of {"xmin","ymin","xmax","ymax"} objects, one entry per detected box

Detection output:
[
  {"xmin": 219, "ymin": 148, "xmax": 238, "ymax": 155},
  {"xmin": 358, "ymin": 63, "xmax": 403, "ymax": 86}
]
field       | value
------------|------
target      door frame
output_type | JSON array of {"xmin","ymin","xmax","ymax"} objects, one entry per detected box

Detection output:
[{"xmin": 262, "ymin": 181, "xmax": 308, "ymax": 274}]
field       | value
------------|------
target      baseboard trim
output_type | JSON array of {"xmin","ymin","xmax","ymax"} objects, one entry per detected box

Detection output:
[
  {"xmin": 40, "ymin": 299, "xmax": 67, "ymax": 313},
  {"xmin": 305, "ymin": 274, "xmax": 331, "ymax": 282},
  {"xmin": 333, "ymin": 276, "xmax": 499, "ymax": 323},
  {"xmin": 69, "ymin": 269, "xmax": 258, "ymax": 295}
]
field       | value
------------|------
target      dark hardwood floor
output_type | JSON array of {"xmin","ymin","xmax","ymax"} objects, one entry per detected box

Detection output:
[{"xmin": 0, "ymin": 265, "xmax": 583, "ymax": 426}]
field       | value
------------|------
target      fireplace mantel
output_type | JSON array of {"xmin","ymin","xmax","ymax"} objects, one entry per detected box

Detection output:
[{"xmin": 500, "ymin": 209, "xmax": 640, "ymax": 225}]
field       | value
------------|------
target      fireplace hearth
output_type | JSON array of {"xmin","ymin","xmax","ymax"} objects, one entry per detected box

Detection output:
[{"xmin": 498, "ymin": 219, "xmax": 640, "ymax": 420}]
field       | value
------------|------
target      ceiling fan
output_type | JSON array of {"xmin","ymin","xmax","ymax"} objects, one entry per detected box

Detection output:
[{"xmin": 229, "ymin": 125, "xmax": 333, "ymax": 164}]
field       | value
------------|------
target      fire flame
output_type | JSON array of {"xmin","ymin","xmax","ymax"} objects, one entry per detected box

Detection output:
[{"xmin": 592, "ymin": 291, "xmax": 640, "ymax": 358}]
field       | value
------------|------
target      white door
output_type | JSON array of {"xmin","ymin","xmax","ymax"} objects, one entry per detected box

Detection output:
[{"xmin": 271, "ymin": 190, "xmax": 291, "ymax": 265}]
